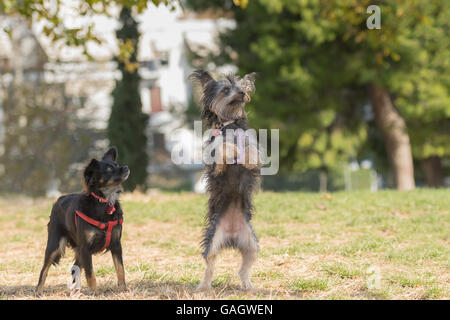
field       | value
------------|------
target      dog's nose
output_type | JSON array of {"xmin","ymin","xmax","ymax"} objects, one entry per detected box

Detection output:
[
  {"xmin": 239, "ymin": 90, "xmax": 245, "ymax": 96},
  {"xmin": 122, "ymin": 166, "xmax": 129, "ymax": 172}
]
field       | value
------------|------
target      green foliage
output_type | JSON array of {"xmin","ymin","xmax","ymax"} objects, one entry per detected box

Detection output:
[
  {"xmin": 187, "ymin": 0, "xmax": 449, "ymax": 174},
  {"xmin": 108, "ymin": 7, "xmax": 148, "ymax": 191},
  {"xmin": 187, "ymin": 0, "xmax": 369, "ymax": 174},
  {"xmin": 0, "ymin": 0, "xmax": 179, "ymax": 62}
]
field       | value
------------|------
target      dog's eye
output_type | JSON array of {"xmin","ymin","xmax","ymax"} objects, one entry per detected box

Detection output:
[{"xmin": 223, "ymin": 87, "xmax": 230, "ymax": 95}]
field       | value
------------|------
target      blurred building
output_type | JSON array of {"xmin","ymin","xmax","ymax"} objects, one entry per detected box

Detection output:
[{"xmin": 0, "ymin": 7, "xmax": 234, "ymax": 193}]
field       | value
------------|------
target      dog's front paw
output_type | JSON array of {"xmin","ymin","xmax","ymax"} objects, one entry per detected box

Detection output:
[
  {"xmin": 86, "ymin": 275, "xmax": 97, "ymax": 294},
  {"xmin": 243, "ymin": 145, "xmax": 262, "ymax": 170},
  {"xmin": 67, "ymin": 266, "xmax": 81, "ymax": 291},
  {"xmin": 213, "ymin": 163, "xmax": 226, "ymax": 176},
  {"xmin": 213, "ymin": 142, "xmax": 238, "ymax": 175}
]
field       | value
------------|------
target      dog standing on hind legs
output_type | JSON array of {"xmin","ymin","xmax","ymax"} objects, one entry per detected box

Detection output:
[{"xmin": 189, "ymin": 69, "xmax": 262, "ymax": 291}]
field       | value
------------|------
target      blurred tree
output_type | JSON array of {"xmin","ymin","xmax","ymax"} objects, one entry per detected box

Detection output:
[
  {"xmin": 357, "ymin": 0, "xmax": 450, "ymax": 190},
  {"xmin": 186, "ymin": 0, "xmax": 450, "ymax": 190},
  {"xmin": 0, "ymin": 1, "xmax": 174, "ymax": 60},
  {"xmin": 390, "ymin": 1, "xmax": 450, "ymax": 187},
  {"xmin": 0, "ymin": 20, "xmax": 103, "ymax": 196},
  {"xmin": 0, "ymin": 0, "xmax": 249, "ymax": 63},
  {"xmin": 0, "ymin": 82, "xmax": 103, "ymax": 196},
  {"xmin": 186, "ymin": 0, "xmax": 369, "ymax": 191},
  {"xmin": 108, "ymin": 7, "xmax": 148, "ymax": 191}
]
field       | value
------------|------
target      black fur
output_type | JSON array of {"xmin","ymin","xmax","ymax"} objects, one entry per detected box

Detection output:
[{"xmin": 36, "ymin": 147, "xmax": 130, "ymax": 293}]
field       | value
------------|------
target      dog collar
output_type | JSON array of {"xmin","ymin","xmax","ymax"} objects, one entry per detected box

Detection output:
[
  {"xmin": 213, "ymin": 120, "xmax": 235, "ymax": 136},
  {"xmin": 218, "ymin": 120, "xmax": 235, "ymax": 128},
  {"xmin": 90, "ymin": 192, "xmax": 116, "ymax": 215}
]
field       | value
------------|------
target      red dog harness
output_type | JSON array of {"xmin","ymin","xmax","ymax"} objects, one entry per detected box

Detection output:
[{"xmin": 74, "ymin": 192, "xmax": 123, "ymax": 251}]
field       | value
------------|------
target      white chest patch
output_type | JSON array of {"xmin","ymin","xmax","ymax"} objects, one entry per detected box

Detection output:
[{"xmin": 85, "ymin": 229, "xmax": 97, "ymax": 244}]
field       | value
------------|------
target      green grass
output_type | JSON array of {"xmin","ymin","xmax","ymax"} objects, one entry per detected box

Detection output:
[
  {"xmin": 321, "ymin": 263, "xmax": 363, "ymax": 279},
  {"xmin": 0, "ymin": 189, "xmax": 448, "ymax": 299},
  {"xmin": 291, "ymin": 279, "xmax": 329, "ymax": 292}
]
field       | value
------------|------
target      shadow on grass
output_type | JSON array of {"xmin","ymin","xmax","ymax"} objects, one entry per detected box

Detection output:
[
  {"xmin": 353, "ymin": 288, "xmax": 388, "ymax": 300},
  {"xmin": 0, "ymin": 284, "xmax": 68, "ymax": 298},
  {"xmin": 0, "ymin": 279, "xmax": 287, "ymax": 299},
  {"xmin": 130, "ymin": 279, "xmax": 281, "ymax": 299}
]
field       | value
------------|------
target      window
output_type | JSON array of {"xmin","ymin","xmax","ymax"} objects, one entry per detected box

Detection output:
[{"xmin": 150, "ymin": 86, "xmax": 162, "ymax": 113}]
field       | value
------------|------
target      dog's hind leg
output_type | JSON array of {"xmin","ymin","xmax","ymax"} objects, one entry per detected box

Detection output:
[
  {"xmin": 238, "ymin": 247, "xmax": 257, "ymax": 290},
  {"xmin": 35, "ymin": 229, "xmax": 67, "ymax": 294},
  {"xmin": 197, "ymin": 253, "xmax": 217, "ymax": 291},
  {"xmin": 197, "ymin": 227, "xmax": 225, "ymax": 291},
  {"xmin": 237, "ymin": 224, "xmax": 258, "ymax": 291}
]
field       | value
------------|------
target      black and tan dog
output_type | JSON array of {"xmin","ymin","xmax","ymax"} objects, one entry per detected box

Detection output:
[
  {"xmin": 36, "ymin": 147, "xmax": 130, "ymax": 294},
  {"xmin": 189, "ymin": 70, "xmax": 261, "ymax": 291}
]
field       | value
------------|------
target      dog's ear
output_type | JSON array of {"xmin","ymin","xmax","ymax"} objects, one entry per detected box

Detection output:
[
  {"xmin": 188, "ymin": 70, "xmax": 215, "ymax": 87},
  {"xmin": 241, "ymin": 72, "xmax": 257, "ymax": 93},
  {"xmin": 102, "ymin": 147, "xmax": 118, "ymax": 162},
  {"xmin": 84, "ymin": 159, "xmax": 99, "ymax": 187}
]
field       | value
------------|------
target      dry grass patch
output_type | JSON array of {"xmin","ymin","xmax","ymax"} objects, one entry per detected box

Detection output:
[{"xmin": 0, "ymin": 189, "xmax": 448, "ymax": 300}]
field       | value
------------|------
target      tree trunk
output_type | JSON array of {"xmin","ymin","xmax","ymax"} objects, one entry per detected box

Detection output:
[
  {"xmin": 369, "ymin": 83, "xmax": 415, "ymax": 191},
  {"xmin": 421, "ymin": 156, "xmax": 444, "ymax": 187},
  {"xmin": 319, "ymin": 169, "xmax": 328, "ymax": 192}
]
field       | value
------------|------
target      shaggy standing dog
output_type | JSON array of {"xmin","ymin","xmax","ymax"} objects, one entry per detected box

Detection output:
[{"xmin": 189, "ymin": 70, "xmax": 261, "ymax": 291}]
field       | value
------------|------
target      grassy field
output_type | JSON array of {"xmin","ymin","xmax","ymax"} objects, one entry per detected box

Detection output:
[{"xmin": 0, "ymin": 189, "xmax": 448, "ymax": 300}]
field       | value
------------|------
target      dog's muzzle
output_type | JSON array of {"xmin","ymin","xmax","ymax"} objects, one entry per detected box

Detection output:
[{"xmin": 121, "ymin": 166, "xmax": 130, "ymax": 180}]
